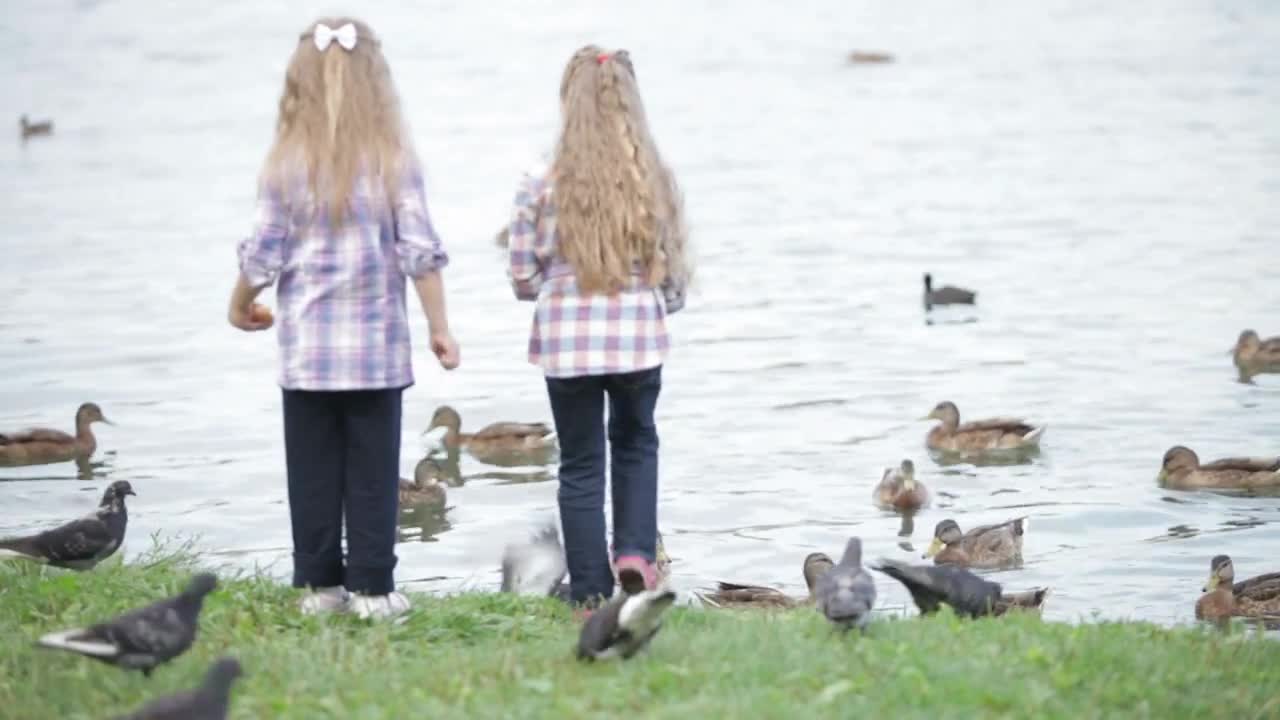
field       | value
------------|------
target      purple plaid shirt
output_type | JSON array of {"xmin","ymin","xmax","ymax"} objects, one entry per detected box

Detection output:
[
  {"xmin": 507, "ymin": 163, "xmax": 686, "ymax": 378},
  {"xmin": 238, "ymin": 164, "xmax": 448, "ymax": 390}
]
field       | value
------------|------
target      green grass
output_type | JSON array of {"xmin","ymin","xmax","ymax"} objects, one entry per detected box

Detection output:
[{"xmin": 2, "ymin": 546, "xmax": 1278, "ymax": 719}]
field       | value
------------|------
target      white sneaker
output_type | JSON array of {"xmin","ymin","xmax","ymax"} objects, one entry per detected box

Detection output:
[
  {"xmin": 299, "ymin": 586, "xmax": 350, "ymax": 615},
  {"xmin": 350, "ymin": 591, "xmax": 412, "ymax": 620}
]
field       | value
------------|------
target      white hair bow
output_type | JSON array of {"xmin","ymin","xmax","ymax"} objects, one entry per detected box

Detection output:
[{"xmin": 313, "ymin": 23, "xmax": 357, "ymax": 52}]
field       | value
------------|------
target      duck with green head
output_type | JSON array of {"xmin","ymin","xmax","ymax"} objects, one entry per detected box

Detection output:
[
  {"xmin": 924, "ymin": 517, "xmax": 1026, "ymax": 569},
  {"xmin": 0, "ymin": 403, "xmax": 112, "ymax": 466}
]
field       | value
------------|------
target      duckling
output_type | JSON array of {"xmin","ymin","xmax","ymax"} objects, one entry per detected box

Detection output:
[
  {"xmin": 700, "ymin": 581, "xmax": 797, "ymax": 609},
  {"xmin": 922, "ymin": 401, "xmax": 1044, "ymax": 454},
  {"xmin": 398, "ymin": 457, "xmax": 449, "ymax": 507},
  {"xmin": 423, "ymin": 405, "xmax": 557, "ymax": 467},
  {"xmin": 0, "ymin": 403, "xmax": 112, "ymax": 466},
  {"xmin": 1157, "ymin": 446, "xmax": 1280, "ymax": 491},
  {"xmin": 924, "ymin": 517, "xmax": 1026, "ymax": 569},
  {"xmin": 848, "ymin": 51, "xmax": 894, "ymax": 64},
  {"xmin": 802, "ymin": 552, "xmax": 835, "ymax": 601},
  {"xmin": 20, "ymin": 114, "xmax": 54, "ymax": 140},
  {"xmin": 923, "ymin": 273, "xmax": 975, "ymax": 310},
  {"xmin": 1194, "ymin": 554, "xmax": 1280, "ymax": 623},
  {"xmin": 873, "ymin": 558, "xmax": 1048, "ymax": 618},
  {"xmin": 872, "ymin": 459, "xmax": 930, "ymax": 512},
  {"xmin": 1231, "ymin": 329, "xmax": 1280, "ymax": 381}
]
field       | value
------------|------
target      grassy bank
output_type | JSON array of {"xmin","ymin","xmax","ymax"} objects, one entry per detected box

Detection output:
[{"xmin": 1, "ymin": 549, "xmax": 1278, "ymax": 719}]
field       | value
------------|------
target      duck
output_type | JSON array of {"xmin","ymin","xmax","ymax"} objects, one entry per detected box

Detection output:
[
  {"xmin": 0, "ymin": 403, "xmax": 112, "ymax": 466},
  {"xmin": 848, "ymin": 51, "xmax": 894, "ymax": 64},
  {"xmin": 922, "ymin": 401, "xmax": 1044, "ymax": 454},
  {"xmin": 802, "ymin": 552, "xmax": 835, "ymax": 600},
  {"xmin": 923, "ymin": 273, "xmax": 975, "ymax": 310},
  {"xmin": 398, "ymin": 457, "xmax": 449, "ymax": 507},
  {"xmin": 1157, "ymin": 446, "xmax": 1280, "ymax": 491},
  {"xmin": 422, "ymin": 405, "xmax": 557, "ymax": 467},
  {"xmin": 1232, "ymin": 329, "xmax": 1280, "ymax": 381},
  {"xmin": 1194, "ymin": 554, "xmax": 1280, "ymax": 623},
  {"xmin": 872, "ymin": 459, "xmax": 930, "ymax": 512},
  {"xmin": 924, "ymin": 517, "xmax": 1026, "ymax": 569},
  {"xmin": 700, "ymin": 581, "xmax": 797, "ymax": 609},
  {"xmin": 20, "ymin": 114, "xmax": 54, "ymax": 140}
]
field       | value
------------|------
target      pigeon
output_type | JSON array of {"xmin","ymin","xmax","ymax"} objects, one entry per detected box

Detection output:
[
  {"xmin": 577, "ymin": 587, "xmax": 678, "ymax": 661},
  {"xmin": 114, "ymin": 657, "xmax": 242, "ymax": 720},
  {"xmin": 500, "ymin": 519, "xmax": 568, "ymax": 596},
  {"xmin": 872, "ymin": 558, "xmax": 1049, "ymax": 618},
  {"xmin": 923, "ymin": 273, "xmax": 976, "ymax": 310},
  {"xmin": 0, "ymin": 480, "xmax": 135, "ymax": 570},
  {"xmin": 38, "ymin": 572, "xmax": 218, "ymax": 676},
  {"xmin": 814, "ymin": 537, "xmax": 876, "ymax": 632}
]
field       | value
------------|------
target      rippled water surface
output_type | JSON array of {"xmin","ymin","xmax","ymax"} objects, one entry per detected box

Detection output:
[{"xmin": 3, "ymin": 0, "xmax": 1279, "ymax": 627}]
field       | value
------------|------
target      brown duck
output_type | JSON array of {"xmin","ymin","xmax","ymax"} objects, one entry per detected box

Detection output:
[
  {"xmin": 872, "ymin": 459, "xmax": 930, "ymax": 512},
  {"xmin": 398, "ymin": 457, "xmax": 449, "ymax": 507},
  {"xmin": 423, "ymin": 405, "xmax": 557, "ymax": 467},
  {"xmin": 1232, "ymin": 329, "xmax": 1280, "ymax": 381},
  {"xmin": 1194, "ymin": 555, "xmax": 1280, "ymax": 623},
  {"xmin": 1157, "ymin": 446, "xmax": 1280, "ymax": 491},
  {"xmin": 924, "ymin": 517, "xmax": 1026, "ymax": 569},
  {"xmin": 922, "ymin": 401, "xmax": 1045, "ymax": 454},
  {"xmin": 0, "ymin": 403, "xmax": 111, "ymax": 466}
]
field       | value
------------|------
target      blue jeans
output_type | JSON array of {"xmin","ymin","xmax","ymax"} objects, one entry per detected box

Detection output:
[{"xmin": 546, "ymin": 365, "xmax": 662, "ymax": 604}]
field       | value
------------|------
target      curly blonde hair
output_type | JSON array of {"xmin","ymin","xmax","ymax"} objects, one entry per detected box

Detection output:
[
  {"xmin": 552, "ymin": 45, "xmax": 690, "ymax": 295},
  {"xmin": 262, "ymin": 17, "xmax": 410, "ymax": 223}
]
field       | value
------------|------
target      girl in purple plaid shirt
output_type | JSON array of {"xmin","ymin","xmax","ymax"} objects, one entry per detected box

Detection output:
[
  {"xmin": 228, "ymin": 17, "xmax": 459, "ymax": 620},
  {"xmin": 507, "ymin": 46, "xmax": 691, "ymax": 605}
]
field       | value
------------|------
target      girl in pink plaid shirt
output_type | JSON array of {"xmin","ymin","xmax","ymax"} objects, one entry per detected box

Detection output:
[
  {"xmin": 227, "ymin": 17, "xmax": 459, "ymax": 620},
  {"xmin": 507, "ymin": 45, "xmax": 691, "ymax": 605}
]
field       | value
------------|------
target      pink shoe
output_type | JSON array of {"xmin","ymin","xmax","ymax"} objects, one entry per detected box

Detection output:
[{"xmin": 614, "ymin": 555, "xmax": 658, "ymax": 594}]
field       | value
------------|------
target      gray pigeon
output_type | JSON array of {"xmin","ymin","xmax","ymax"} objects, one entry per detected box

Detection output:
[
  {"xmin": 38, "ymin": 572, "xmax": 217, "ymax": 676},
  {"xmin": 0, "ymin": 480, "xmax": 134, "ymax": 570},
  {"xmin": 577, "ymin": 588, "xmax": 678, "ymax": 661},
  {"xmin": 500, "ymin": 519, "xmax": 567, "ymax": 597},
  {"xmin": 114, "ymin": 657, "xmax": 242, "ymax": 720},
  {"xmin": 814, "ymin": 537, "xmax": 877, "ymax": 632},
  {"xmin": 873, "ymin": 558, "xmax": 1049, "ymax": 618},
  {"xmin": 923, "ymin": 273, "xmax": 976, "ymax": 310}
]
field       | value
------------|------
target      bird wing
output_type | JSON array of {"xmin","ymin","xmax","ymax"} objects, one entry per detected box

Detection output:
[
  {"xmin": 0, "ymin": 428, "xmax": 75, "ymax": 445},
  {"xmin": 1200, "ymin": 456, "xmax": 1280, "ymax": 473},
  {"xmin": 31, "ymin": 516, "xmax": 115, "ymax": 564},
  {"xmin": 956, "ymin": 418, "xmax": 1036, "ymax": 436},
  {"xmin": 472, "ymin": 422, "xmax": 554, "ymax": 440},
  {"xmin": 872, "ymin": 560, "xmax": 947, "ymax": 614},
  {"xmin": 94, "ymin": 605, "xmax": 189, "ymax": 658}
]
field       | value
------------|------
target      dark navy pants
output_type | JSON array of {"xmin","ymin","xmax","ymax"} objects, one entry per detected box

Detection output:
[
  {"xmin": 282, "ymin": 388, "xmax": 402, "ymax": 596},
  {"xmin": 546, "ymin": 366, "xmax": 661, "ymax": 604}
]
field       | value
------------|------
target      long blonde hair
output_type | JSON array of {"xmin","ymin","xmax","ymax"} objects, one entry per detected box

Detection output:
[
  {"xmin": 552, "ymin": 45, "xmax": 691, "ymax": 295},
  {"xmin": 262, "ymin": 18, "xmax": 410, "ymax": 223}
]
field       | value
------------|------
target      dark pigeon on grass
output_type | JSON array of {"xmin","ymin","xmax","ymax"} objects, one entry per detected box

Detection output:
[
  {"xmin": 923, "ymin": 273, "xmax": 976, "ymax": 310},
  {"xmin": 37, "ymin": 572, "xmax": 217, "ymax": 676},
  {"xmin": 872, "ymin": 558, "xmax": 1049, "ymax": 618},
  {"xmin": 0, "ymin": 480, "xmax": 134, "ymax": 570},
  {"xmin": 577, "ymin": 588, "xmax": 678, "ymax": 661},
  {"xmin": 114, "ymin": 657, "xmax": 242, "ymax": 720},
  {"xmin": 814, "ymin": 537, "xmax": 877, "ymax": 632}
]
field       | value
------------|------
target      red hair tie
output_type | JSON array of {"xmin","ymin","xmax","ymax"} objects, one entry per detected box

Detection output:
[{"xmin": 596, "ymin": 52, "xmax": 612, "ymax": 65}]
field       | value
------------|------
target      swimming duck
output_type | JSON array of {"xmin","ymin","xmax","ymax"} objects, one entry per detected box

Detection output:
[
  {"xmin": 0, "ymin": 403, "xmax": 112, "ymax": 466},
  {"xmin": 398, "ymin": 457, "xmax": 448, "ymax": 507},
  {"xmin": 1232, "ymin": 329, "xmax": 1280, "ymax": 381},
  {"xmin": 848, "ymin": 51, "xmax": 894, "ymax": 64},
  {"xmin": 872, "ymin": 459, "xmax": 930, "ymax": 512},
  {"xmin": 423, "ymin": 405, "xmax": 557, "ymax": 467},
  {"xmin": 1194, "ymin": 554, "xmax": 1280, "ymax": 623},
  {"xmin": 924, "ymin": 517, "xmax": 1026, "ymax": 569},
  {"xmin": 923, "ymin": 273, "xmax": 975, "ymax": 310},
  {"xmin": 1157, "ymin": 446, "xmax": 1280, "ymax": 491},
  {"xmin": 20, "ymin": 114, "xmax": 54, "ymax": 140},
  {"xmin": 922, "ymin": 401, "xmax": 1044, "ymax": 454}
]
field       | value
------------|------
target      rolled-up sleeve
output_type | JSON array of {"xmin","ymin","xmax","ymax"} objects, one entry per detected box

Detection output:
[
  {"xmin": 507, "ymin": 172, "xmax": 548, "ymax": 301},
  {"xmin": 394, "ymin": 165, "xmax": 449, "ymax": 278},
  {"xmin": 237, "ymin": 183, "xmax": 289, "ymax": 288}
]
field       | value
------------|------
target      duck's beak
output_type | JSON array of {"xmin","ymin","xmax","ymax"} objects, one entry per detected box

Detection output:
[
  {"xmin": 1156, "ymin": 469, "xmax": 1167, "ymax": 483},
  {"xmin": 101, "ymin": 416, "xmax": 115, "ymax": 426},
  {"xmin": 1203, "ymin": 574, "xmax": 1219, "ymax": 593},
  {"xmin": 923, "ymin": 537, "xmax": 944, "ymax": 559}
]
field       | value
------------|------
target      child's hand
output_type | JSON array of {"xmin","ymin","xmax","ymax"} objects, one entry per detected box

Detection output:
[
  {"xmin": 430, "ymin": 330, "xmax": 460, "ymax": 370},
  {"xmin": 229, "ymin": 303, "xmax": 274, "ymax": 332}
]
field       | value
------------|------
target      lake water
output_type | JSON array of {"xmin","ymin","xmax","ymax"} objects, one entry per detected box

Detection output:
[{"xmin": 2, "ymin": 0, "xmax": 1278, "ymax": 627}]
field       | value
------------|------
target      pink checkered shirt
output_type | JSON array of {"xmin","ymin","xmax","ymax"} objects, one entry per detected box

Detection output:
[{"xmin": 507, "ymin": 163, "xmax": 686, "ymax": 378}]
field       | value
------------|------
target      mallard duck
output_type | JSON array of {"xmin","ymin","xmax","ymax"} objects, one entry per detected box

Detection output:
[
  {"xmin": 802, "ymin": 552, "xmax": 835, "ymax": 600},
  {"xmin": 872, "ymin": 459, "xmax": 930, "ymax": 512},
  {"xmin": 873, "ymin": 558, "xmax": 1048, "ymax": 618},
  {"xmin": 923, "ymin": 273, "xmax": 975, "ymax": 310},
  {"xmin": 398, "ymin": 457, "xmax": 448, "ymax": 507},
  {"xmin": 423, "ymin": 405, "xmax": 557, "ymax": 467},
  {"xmin": 0, "ymin": 403, "xmax": 111, "ymax": 466},
  {"xmin": 924, "ymin": 517, "xmax": 1026, "ymax": 569},
  {"xmin": 20, "ymin": 114, "xmax": 54, "ymax": 140},
  {"xmin": 1157, "ymin": 446, "xmax": 1280, "ymax": 491},
  {"xmin": 848, "ymin": 51, "xmax": 894, "ymax": 64},
  {"xmin": 1194, "ymin": 554, "xmax": 1280, "ymax": 623},
  {"xmin": 700, "ymin": 581, "xmax": 797, "ymax": 609},
  {"xmin": 922, "ymin": 401, "xmax": 1044, "ymax": 454},
  {"xmin": 1232, "ymin": 329, "xmax": 1280, "ymax": 380}
]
